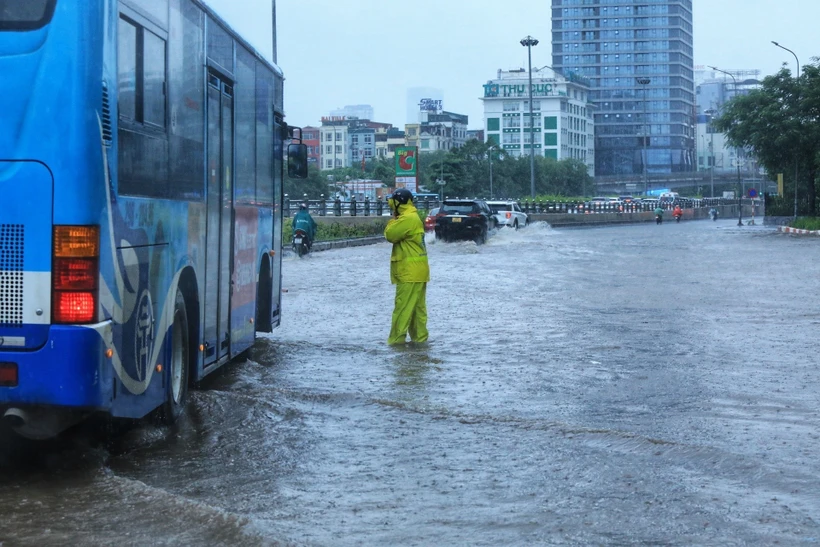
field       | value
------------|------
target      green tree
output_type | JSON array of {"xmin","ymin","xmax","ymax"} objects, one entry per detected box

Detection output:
[
  {"xmin": 712, "ymin": 62, "xmax": 820, "ymax": 215},
  {"xmin": 285, "ymin": 164, "xmax": 333, "ymax": 200}
]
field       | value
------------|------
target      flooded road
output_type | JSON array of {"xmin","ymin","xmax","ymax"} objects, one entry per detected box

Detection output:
[{"xmin": 2, "ymin": 220, "xmax": 820, "ymax": 545}]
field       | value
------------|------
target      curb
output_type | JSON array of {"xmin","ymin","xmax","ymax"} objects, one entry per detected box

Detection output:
[
  {"xmin": 287, "ymin": 235, "xmax": 386, "ymax": 256},
  {"xmin": 778, "ymin": 226, "xmax": 820, "ymax": 235},
  {"xmin": 313, "ymin": 235, "xmax": 386, "ymax": 251}
]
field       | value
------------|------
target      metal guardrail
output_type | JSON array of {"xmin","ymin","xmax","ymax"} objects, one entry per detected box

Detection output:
[
  {"xmin": 284, "ymin": 195, "xmax": 441, "ymax": 217},
  {"xmin": 284, "ymin": 196, "xmax": 744, "ymax": 217}
]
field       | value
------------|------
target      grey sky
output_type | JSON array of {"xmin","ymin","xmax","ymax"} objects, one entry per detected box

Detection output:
[{"xmin": 209, "ymin": 0, "xmax": 817, "ymax": 129}]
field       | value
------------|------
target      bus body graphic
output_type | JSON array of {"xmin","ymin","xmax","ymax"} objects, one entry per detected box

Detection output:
[{"xmin": 0, "ymin": 0, "xmax": 288, "ymax": 437}]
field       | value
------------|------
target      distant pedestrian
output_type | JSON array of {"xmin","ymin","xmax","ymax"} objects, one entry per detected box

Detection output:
[{"xmin": 384, "ymin": 189, "xmax": 429, "ymax": 345}]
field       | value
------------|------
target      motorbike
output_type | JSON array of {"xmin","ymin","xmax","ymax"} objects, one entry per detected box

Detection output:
[
  {"xmin": 292, "ymin": 229, "xmax": 311, "ymax": 258},
  {"xmin": 709, "ymin": 210, "xmax": 718, "ymax": 221},
  {"xmin": 655, "ymin": 214, "xmax": 663, "ymax": 225},
  {"xmin": 674, "ymin": 213, "xmax": 682, "ymax": 223}
]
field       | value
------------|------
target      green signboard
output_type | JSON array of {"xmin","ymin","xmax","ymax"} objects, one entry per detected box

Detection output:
[{"xmin": 395, "ymin": 146, "xmax": 418, "ymax": 176}]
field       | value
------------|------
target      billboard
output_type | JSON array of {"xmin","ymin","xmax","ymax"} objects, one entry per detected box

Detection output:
[
  {"xmin": 395, "ymin": 146, "xmax": 418, "ymax": 193},
  {"xmin": 395, "ymin": 146, "xmax": 418, "ymax": 176}
]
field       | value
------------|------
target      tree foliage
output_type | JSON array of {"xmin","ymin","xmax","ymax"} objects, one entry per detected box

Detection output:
[
  {"xmin": 418, "ymin": 140, "xmax": 592, "ymax": 199},
  {"xmin": 286, "ymin": 140, "xmax": 593, "ymax": 201},
  {"xmin": 712, "ymin": 61, "xmax": 820, "ymax": 215}
]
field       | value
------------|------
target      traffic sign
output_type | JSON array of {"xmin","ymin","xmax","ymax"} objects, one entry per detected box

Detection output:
[{"xmin": 748, "ymin": 188, "xmax": 758, "ymax": 198}]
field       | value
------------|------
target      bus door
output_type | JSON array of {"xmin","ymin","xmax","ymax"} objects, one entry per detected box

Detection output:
[{"xmin": 204, "ymin": 72, "xmax": 234, "ymax": 365}]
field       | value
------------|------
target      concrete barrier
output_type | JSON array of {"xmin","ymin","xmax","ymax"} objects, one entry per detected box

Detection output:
[
  {"xmin": 311, "ymin": 235, "xmax": 386, "ymax": 252},
  {"xmin": 530, "ymin": 204, "xmax": 749, "ymax": 227}
]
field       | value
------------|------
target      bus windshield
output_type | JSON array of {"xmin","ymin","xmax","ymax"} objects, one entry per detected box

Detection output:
[{"xmin": 0, "ymin": 0, "xmax": 56, "ymax": 31}]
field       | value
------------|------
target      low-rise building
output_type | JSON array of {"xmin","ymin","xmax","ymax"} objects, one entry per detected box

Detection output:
[
  {"xmin": 385, "ymin": 128, "xmax": 406, "ymax": 159},
  {"xmin": 319, "ymin": 116, "xmax": 396, "ymax": 170},
  {"xmin": 301, "ymin": 126, "xmax": 320, "ymax": 166},
  {"xmin": 466, "ymin": 129, "xmax": 484, "ymax": 142},
  {"xmin": 404, "ymin": 111, "xmax": 469, "ymax": 154}
]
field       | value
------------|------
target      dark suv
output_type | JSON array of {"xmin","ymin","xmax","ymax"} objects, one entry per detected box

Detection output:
[{"xmin": 434, "ymin": 199, "xmax": 496, "ymax": 244}]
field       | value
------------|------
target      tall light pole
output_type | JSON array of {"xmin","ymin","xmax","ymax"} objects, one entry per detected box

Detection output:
[
  {"xmin": 436, "ymin": 157, "xmax": 445, "ymax": 202},
  {"xmin": 705, "ymin": 108, "xmax": 716, "ymax": 198},
  {"xmin": 772, "ymin": 41, "xmax": 801, "ymax": 219},
  {"xmin": 521, "ymin": 35, "xmax": 539, "ymax": 198},
  {"xmin": 636, "ymin": 77, "xmax": 651, "ymax": 195},
  {"xmin": 488, "ymin": 145, "xmax": 496, "ymax": 199},
  {"xmin": 709, "ymin": 66, "xmax": 743, "ymax": 226},
  {"xmin": 271, "ymin": 0, "xmax": 277, "ymax": 64}
]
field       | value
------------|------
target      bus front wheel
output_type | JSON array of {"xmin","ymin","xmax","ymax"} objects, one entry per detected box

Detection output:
[{"xmin": 161, "ymin": 289, "xmax": 190, "ymax": 424}]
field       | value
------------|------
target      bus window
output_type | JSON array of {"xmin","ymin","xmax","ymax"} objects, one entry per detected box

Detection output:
[{"xmin": 0, "ymin": 0, "xmax": 56, "ymax": 31}]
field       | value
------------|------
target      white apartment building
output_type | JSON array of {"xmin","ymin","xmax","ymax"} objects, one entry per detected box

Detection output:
[
  {"xmin": 481, "ymin": 67, "xmax": 594, "ymax": 175},
  {"xmin": 319, "ymin": 121, "xmax": 349, "ymax": 170}
]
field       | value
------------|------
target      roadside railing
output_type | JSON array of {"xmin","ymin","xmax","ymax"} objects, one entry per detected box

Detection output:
[
  {"xmin": 285, "ymin": 195, "xmax": 441, "ymax": 217},
  {"xmin": 284, "ymin": 195, "xmax": 741, "ymax": 217}
]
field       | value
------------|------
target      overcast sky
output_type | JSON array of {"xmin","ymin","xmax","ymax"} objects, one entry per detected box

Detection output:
[{"xmin": 208, "ymin": 0, "xmax": 818, "ymax": 129}]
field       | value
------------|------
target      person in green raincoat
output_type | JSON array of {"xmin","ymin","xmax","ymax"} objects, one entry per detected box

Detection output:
[{"xmin": 384, "ymin": 188, "xmax": 430, "ymax": 345}]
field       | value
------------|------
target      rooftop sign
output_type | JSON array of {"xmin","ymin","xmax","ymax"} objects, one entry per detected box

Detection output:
[
  {"xmin": 419, "ymin": 98, "xmax": 443, "ymax": 112},
  {"xmin": 483, "ymin": 83, "xmax": 558, "ymax": 98}
]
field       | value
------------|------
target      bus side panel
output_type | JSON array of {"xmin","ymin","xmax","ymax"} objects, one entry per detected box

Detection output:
[
  {"xmin": 271, "ymin": 109, "xmax": 284, "ymax": 328},
  {"xmin": 104, "ymin": 199, "xmax": 190, "ymax": 419},
  {"xmin": 230, "ymin": 205, "xmax": 259, "ymax": 357}
]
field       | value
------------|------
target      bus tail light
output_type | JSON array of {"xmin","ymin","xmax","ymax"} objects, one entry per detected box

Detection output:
[
  {"xmin": 53, "ymin": 226, "xmax": 99, "ymax": 324},
  {"xmin": 0, "ymin": 363, "xmax": 18, "ymax": 387}
]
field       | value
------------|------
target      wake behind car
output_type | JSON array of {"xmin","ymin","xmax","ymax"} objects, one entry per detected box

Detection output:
[
  {"xmin": 486, "ymin": 200, "xmax": 528, "ymax": 229},
  {"xmin": 435, "ymin": 199, "xmax": 496, "ymax": 244}
]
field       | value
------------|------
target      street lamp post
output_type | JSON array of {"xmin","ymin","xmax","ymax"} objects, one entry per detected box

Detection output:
[
  {"xmin": 437, "ymin": 159, "xmax": 445, "ymax": 202},
  {"xmin": 636, "ymin": 77, "xmax": 651, "ymax": 195},
  {"xmin": 521, "ymin": 35, "xmax": 539, "ymax": 199},
  {"xmin": 772, "ymin": 41, "xmax": 801, "ymax": 220},
  {"xmin": 705, "ymin": 108, "xmax": 717, "ymax": 198},
  {"xmin": 709, "ymin": 66, "xmax": 743, "ymax": 226},
  {"xmin": 488, "ymin": 145, "xmax": 496, "ymax": 199}
]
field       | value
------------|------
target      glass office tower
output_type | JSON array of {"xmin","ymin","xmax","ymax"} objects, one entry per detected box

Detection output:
[{"xmin": 551, "ymin": 1, "xmax": 694, "ymax": 178}]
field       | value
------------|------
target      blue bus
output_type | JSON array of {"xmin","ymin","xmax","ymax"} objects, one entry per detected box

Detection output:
[{"xmin": 0, "ymin": 0, "xmax": 305, "ymax": 438}]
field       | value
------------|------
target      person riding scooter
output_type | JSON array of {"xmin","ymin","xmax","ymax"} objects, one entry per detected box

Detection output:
[
  {"xmin": 709, "ymin": 207, "xmax": 719, "ymax": 221},
  {"xmin": 292, "ymin": 203, "xmax": 317, "ymax": 249},
  {"xmin": 673, "ymin": 204, "xmax": 683, "ymax": 222},
  {"xmin": 654, "ymin": 205, "xmax": 664, "ymax": 224}
]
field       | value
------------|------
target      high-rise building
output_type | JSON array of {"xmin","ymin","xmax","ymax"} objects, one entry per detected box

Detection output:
[
  {"xmin": 551, "ymin": 0, "xmax": 695, "ymax": 178},
  {"xmin": 329, "ymin": 104, "xmax": 375, "ymax": 121},
  {"xmin": 694, "ymin": 69, "xmax": 761, "ymax": 178}
]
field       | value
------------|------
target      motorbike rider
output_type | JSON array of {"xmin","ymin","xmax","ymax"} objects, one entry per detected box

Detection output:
[
  {"xmin": 709, "ymin": 207, "xmax": 719, "ymax": 220},
  {"xmin": 292, "ymin": 203, "xmax": 317, "ymax": 248},
  {"xmin": 384, "ymin": 188, "xmax": 430, "ymax": 346},
  {"xmin": 654, "ymin": 205, "xmax": 664, "ymax": 224},
  {"xmin": 673, "ymin": 204, "xmax": 683, "ymax": 219}
]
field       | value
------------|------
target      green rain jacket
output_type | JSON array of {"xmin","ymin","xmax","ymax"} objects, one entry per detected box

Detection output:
[
  {"xmin": 384, "ymin": 202, "xmax": 430, "ymax": 285},
  {"xmin": 292, "ymin": 210, "xmax": 317, "ymax": 240}
]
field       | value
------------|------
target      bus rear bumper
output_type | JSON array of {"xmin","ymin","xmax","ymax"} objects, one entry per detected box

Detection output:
[{"xmin": 0, "ymin": 322, "xmax": 114, "ymax": 411}]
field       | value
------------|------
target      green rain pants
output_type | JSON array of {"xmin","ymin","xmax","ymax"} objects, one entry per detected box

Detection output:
[{"xmin": 388, "ymin": 282, "xmax": 428, "ymax": 345}]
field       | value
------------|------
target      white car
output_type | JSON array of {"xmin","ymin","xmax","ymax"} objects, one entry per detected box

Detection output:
[{"xmin": 486, "ymin": 200, "xmax": 528, "ymax": 229}]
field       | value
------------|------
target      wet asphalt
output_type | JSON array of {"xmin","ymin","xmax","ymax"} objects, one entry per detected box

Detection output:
[{"xmin": 1, "ymin": 219, "xmax": 819, "ymax": 546}]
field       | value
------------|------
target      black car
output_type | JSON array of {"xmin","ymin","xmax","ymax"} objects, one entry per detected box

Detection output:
[{"xmin": 434, "ymin": 199, "xmax": 496, "ymax": 244}]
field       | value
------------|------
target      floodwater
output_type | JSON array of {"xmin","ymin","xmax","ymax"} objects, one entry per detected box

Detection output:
[{"xmin": 2, "ymin": 219, "xmax": 820, "ymax": 546}]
